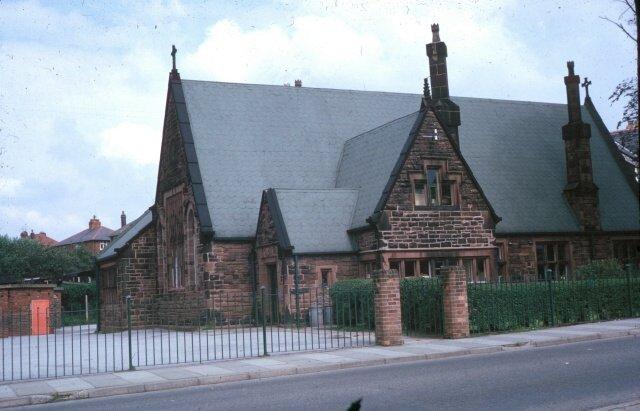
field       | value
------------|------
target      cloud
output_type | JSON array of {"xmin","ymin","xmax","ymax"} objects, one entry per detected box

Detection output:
[{"xmin": 99, "ymin": 122, "xmax": 161, "ymax": 166}]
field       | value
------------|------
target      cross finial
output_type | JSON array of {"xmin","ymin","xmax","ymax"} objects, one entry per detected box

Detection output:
[
  {"xmin": 171, "ymin": 45, "xmax": 177, "ymax": 71},
  {"xmin": 581, "ymin": 77, "xmax": 592, "ymax": 98},
  {"xmin": 431, "ymin": 23, "xmax": 440, "ymax": 42}
]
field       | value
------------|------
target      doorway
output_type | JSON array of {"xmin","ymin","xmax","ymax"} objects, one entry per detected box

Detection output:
[{"xmin": 30, "ymin": 300, "xmax": 49, "ymax": 335}]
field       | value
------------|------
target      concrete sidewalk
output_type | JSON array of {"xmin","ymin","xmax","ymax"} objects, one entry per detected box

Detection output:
[{"xmin": 1, "ymin": 318, "xmax": 638, "ymax": 408}]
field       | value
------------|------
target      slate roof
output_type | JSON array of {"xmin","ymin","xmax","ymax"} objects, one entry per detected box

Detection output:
[
  {"xmin": 181, "ymin": 80, "xmax": 420, "ymax": 238},
  {"xmin": 97, "ymin": 209, "xmax": 153, "ymax": 261},
  {"xmin": 57, "ymin": 226, "xmax": 115, "ymax": 246},
  {"xmin": 180, "ymin": 80, "xmax": 639, "ymax": 241},
  {"xmin": 336, "ymin": 112, "xmax": 421, "ymax": 228},
  {"xmin": 271, "ymin": 189, "xmax": 358, "ymax": 253}
]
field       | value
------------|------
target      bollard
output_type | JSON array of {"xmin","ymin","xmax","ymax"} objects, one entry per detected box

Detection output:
[{"xmin": 260, "ymin": 286, "xmax": 268, "ymax": 356}]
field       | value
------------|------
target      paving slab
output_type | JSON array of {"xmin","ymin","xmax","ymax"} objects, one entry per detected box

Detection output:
[
  {"xmin": 115, "ymin": 370, "xmax": 165, "ymax": 384},
  {"xmin": 0, "ymin": 385, "xmax": 16, "ymax": 399},
  {"xmin": 418, "ymin": 343, "xmax": 468, "ymax": 352},
  {"xmin": 182, "ymin": 364, "xmax": 234, "ymax": 376},
  {"xmin": 297, "ymin": 352, "xmax": 357, "ymax": 364},
  {"xmin": 9, "ymin": 381, "xmax": 56, "ymax": 396},
  {"xmin": 148, "ymin": 367, "xmax": 201, "ymax": 380},
  {"xmin": 46, "ymin": 377, "xmax": 93, "ymax": 393},
  {"xmin": 80, "ymin": 373, "xmax": 130, "ymax": 388},
  {"xmin": 239, "ymin": 358, "xmax": 291, "ymax": 369}
]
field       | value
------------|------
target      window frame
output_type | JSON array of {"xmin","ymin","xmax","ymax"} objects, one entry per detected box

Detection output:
[{"xmin": 535, "ymin": 242, "xmax": 570, "ymax": 281}]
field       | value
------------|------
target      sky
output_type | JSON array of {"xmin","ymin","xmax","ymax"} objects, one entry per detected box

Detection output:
[{"xmin": 0, "ymin": 0, "xmax": 636, "ymax": 241}]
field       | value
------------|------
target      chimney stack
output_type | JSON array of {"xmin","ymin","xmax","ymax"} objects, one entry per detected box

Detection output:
[
  {"xmin": 561, "ymin": 61, "xmax": 600, "ymax": 231},
  {"xmin": 121, "ymin": 211, "xmax": 127, "ymax": 227},
  {"xmin": 294, "ymin": 79, "xmax": 302, "ymax": 87},
  {"xmin": 89, "ymin": 215, "xmax": 101, "ymax": 230},
  {"xmin": 425, "ymin": 24, "xmax": 461, "ymax": 145}
]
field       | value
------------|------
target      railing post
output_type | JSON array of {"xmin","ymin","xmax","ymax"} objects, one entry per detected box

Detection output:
[
  {"xmin": 545, "ymin": 268, "xmax": 556, "ymax": 327},
  {"xmin": 260, "ymin": 286, "xmax": 268, "ymax": 356},
  {"xmin": 625, "ymin": 264, "xmax": 633, "ymax": 318},
  {"xmin": 293, "ymin": 255, "xmax": 301, "ymax": 329},
  {"xmin": 126, "ymin": 296, "xmax": 134, "ymax": 370}
]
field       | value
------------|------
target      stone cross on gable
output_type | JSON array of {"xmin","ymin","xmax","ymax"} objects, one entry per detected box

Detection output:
[
  {"xmin": 171, "ymin": 45, "xmax": 177, "ymax": 71},
  {"xmin": 581, "ymin": 77, "xmax": 592, "ymax": 98}
]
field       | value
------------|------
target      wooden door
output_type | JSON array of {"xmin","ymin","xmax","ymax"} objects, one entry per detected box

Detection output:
[{"xmin": 30, "ymin": 300, "xmax": 49, "ymax": 335}]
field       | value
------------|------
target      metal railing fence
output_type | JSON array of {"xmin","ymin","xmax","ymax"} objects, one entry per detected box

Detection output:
[
  {"xmin": 0, "ymin": 286, "xmax": 374, "ymax": 382},
  {"xmin": 468, "ymin": 268, "xmax": 640, "ymax": 334}
]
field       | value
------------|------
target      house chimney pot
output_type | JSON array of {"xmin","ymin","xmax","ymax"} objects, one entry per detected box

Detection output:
[
  {"xmin": 89, "ymin": 216, "xmax": 101, "ymax": 230},
  {"xmin": 294, "ymin": 79, "xmax": 302, "ymax": 87},
  {"xmin": 121, "ymin": 211, "xmax": 127, "ymax": 227},
  {"xmin": 20, "ymin": 231, "xmax": 28, "ymax": 239}
]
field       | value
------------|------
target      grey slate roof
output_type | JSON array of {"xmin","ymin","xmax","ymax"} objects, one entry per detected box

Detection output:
[
  {"xmin": 273, "ymin": 189, "xmax": 358, "ymax": 253},
  {"xmin": 57, "ymin": 226, "xmax": 115, "ymax": 246},
  {"xmin": 97, "ymin": 209, "xmax": 153, "ymax": 261},
  {"xmin": 181, "ymin": 80, "xmax": 420, "ymax": 238},
  {"xmin": 180, "ymin": 79, "xmax": 639, "ymax": 241},
  {"xmin": 336, "ymin": 112, "xmax": 421, "ymax": 228}
]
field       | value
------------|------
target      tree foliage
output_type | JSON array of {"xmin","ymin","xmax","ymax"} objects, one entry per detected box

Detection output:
[
  {"xmin": 603, "ymin": 0, "xmax": 638, "ymax": 128},
  {"xmin": 0, "ymin": 236, "xmax": 94, "ymax": 283}
]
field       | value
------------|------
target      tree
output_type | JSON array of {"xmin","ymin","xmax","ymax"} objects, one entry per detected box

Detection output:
[
  {"xmin": 602, "ymin": 0, "xmax": 638, "ymax": 129},
  {"xmin": 0, "ymin": 236, "xmax": 94, "ymax": 283}
]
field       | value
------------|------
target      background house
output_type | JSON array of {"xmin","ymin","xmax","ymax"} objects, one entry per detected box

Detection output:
[{"xmin": 56, "ymin": 216, "xmax": 115, "ymax": 256}]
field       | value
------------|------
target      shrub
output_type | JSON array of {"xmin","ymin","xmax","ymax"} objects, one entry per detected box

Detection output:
[
  {"xmin": 330, "ymin": 279, "xmax": 374, "ymax": 330},
  {"xmin": 61, "ymin": 282, "xmax": 98, "ymax": 312},
  {"xmin": 575, "ymin": 259, "xmax": 626, "ymax": 279},
  {"xmin": 400, "ymin": 277, "xmax": 443, "ymax": 335}
]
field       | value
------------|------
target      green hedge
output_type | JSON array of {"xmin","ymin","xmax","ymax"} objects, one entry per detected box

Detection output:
[
  {"xmin": 332, "ymin": 267, "xmax": 640, "ymax": 336},
  {"xmin": 330, "ymin": 277, "xmax": 444, "ymax": 333},
  {"xmin": 61, "ymin": 282, "xmax": 98, "ymax": 312},
  {"xmin": 330, "ymin": 279, "xmax": 374, "ymax": 330},
  {"xmin": 468, "ymin": 276, "xmax": 640, "ymax": 334}
]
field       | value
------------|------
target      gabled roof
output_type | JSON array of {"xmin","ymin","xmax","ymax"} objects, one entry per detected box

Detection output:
[
  {"xmin": 336, "ymin": 112, "xmax": 422, "ymax": 228},
  {"xmin": 97, "ymin": 209, "xmax": 153, "ymax": 261},
  {"xmin": 57, "ymin": 226, "xmax": 114, "ymax": 246},
  {"xmin": 265, "ymin": 188, "xmax": 358, "ymax": 254},
  {"xmin": 181, "ymin": 80, "xmax": 420, "ymax": 238},
  {"xmin": 178, "ymin": 79, "xmax": 639, "ymax": 239}
]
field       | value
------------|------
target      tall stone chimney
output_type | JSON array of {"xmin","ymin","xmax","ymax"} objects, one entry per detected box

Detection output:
[
  {"xmin": 562, "ymin": 61, "xmax": 600, "ymax": 231},
  {"xmin": 89, "ymin": 215, "xmax": 101, "ymax": 230},
  {"xmin": 426, "ymin": 24, "xmax": 461, "ymax": 145},
  {"xmin": 121, "ymin": 211, "xmax": 127, "ymax": 227}
]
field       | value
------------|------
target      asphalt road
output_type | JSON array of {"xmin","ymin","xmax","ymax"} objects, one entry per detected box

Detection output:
[{"xmin": 20, "ymin": 336, "xmax": 640, "ymax": 411}]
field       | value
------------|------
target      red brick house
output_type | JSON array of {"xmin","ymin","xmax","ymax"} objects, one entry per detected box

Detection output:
[
  {"xmin": 19, "ymin": 230, "xmax": 58, "ymax": 247},
  {"xmin": 98, "ymin": 25, "xmax": 639, "ymax": 324},
  {"xmin": 57, "ymin": 216, "xmax": 115, "ymax": 256}
]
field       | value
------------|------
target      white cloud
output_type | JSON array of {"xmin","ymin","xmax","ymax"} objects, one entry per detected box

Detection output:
[{"xmin": 99, "ymin": 122, "xmax": 161, "ymax": 166}]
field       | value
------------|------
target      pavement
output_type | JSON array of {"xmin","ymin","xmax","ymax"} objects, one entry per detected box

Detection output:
[{"xmin": 0, "ymin": 318, "xmax": 638, "ymax": 408}]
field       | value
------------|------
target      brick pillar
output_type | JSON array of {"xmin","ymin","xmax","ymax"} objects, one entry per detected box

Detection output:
[
  {"xmin": 372, "ymin": 269, "xmax": 403, "ymax": 346},
  {"xmin": 439, "ymin": 265, "xmax": 470, "ymax": 339}
]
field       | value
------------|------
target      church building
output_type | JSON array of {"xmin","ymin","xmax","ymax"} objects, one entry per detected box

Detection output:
[{"xmin": 97, "ymin": 25, "xmax": 639, "ymax": 325}]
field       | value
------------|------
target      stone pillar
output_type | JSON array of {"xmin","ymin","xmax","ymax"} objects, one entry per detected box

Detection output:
[
  {"xmin": 372, "ymin": 269, "xmax": 403, "ymax": 346},
  {"xmin": 439, "ymin": 265, "xmax": 470, "ymax": 339}
]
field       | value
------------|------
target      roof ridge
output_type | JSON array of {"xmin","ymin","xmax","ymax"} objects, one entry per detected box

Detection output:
[{"xmin": 181, "ymin": 79, "xmax": 421, "ymax": 97}]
